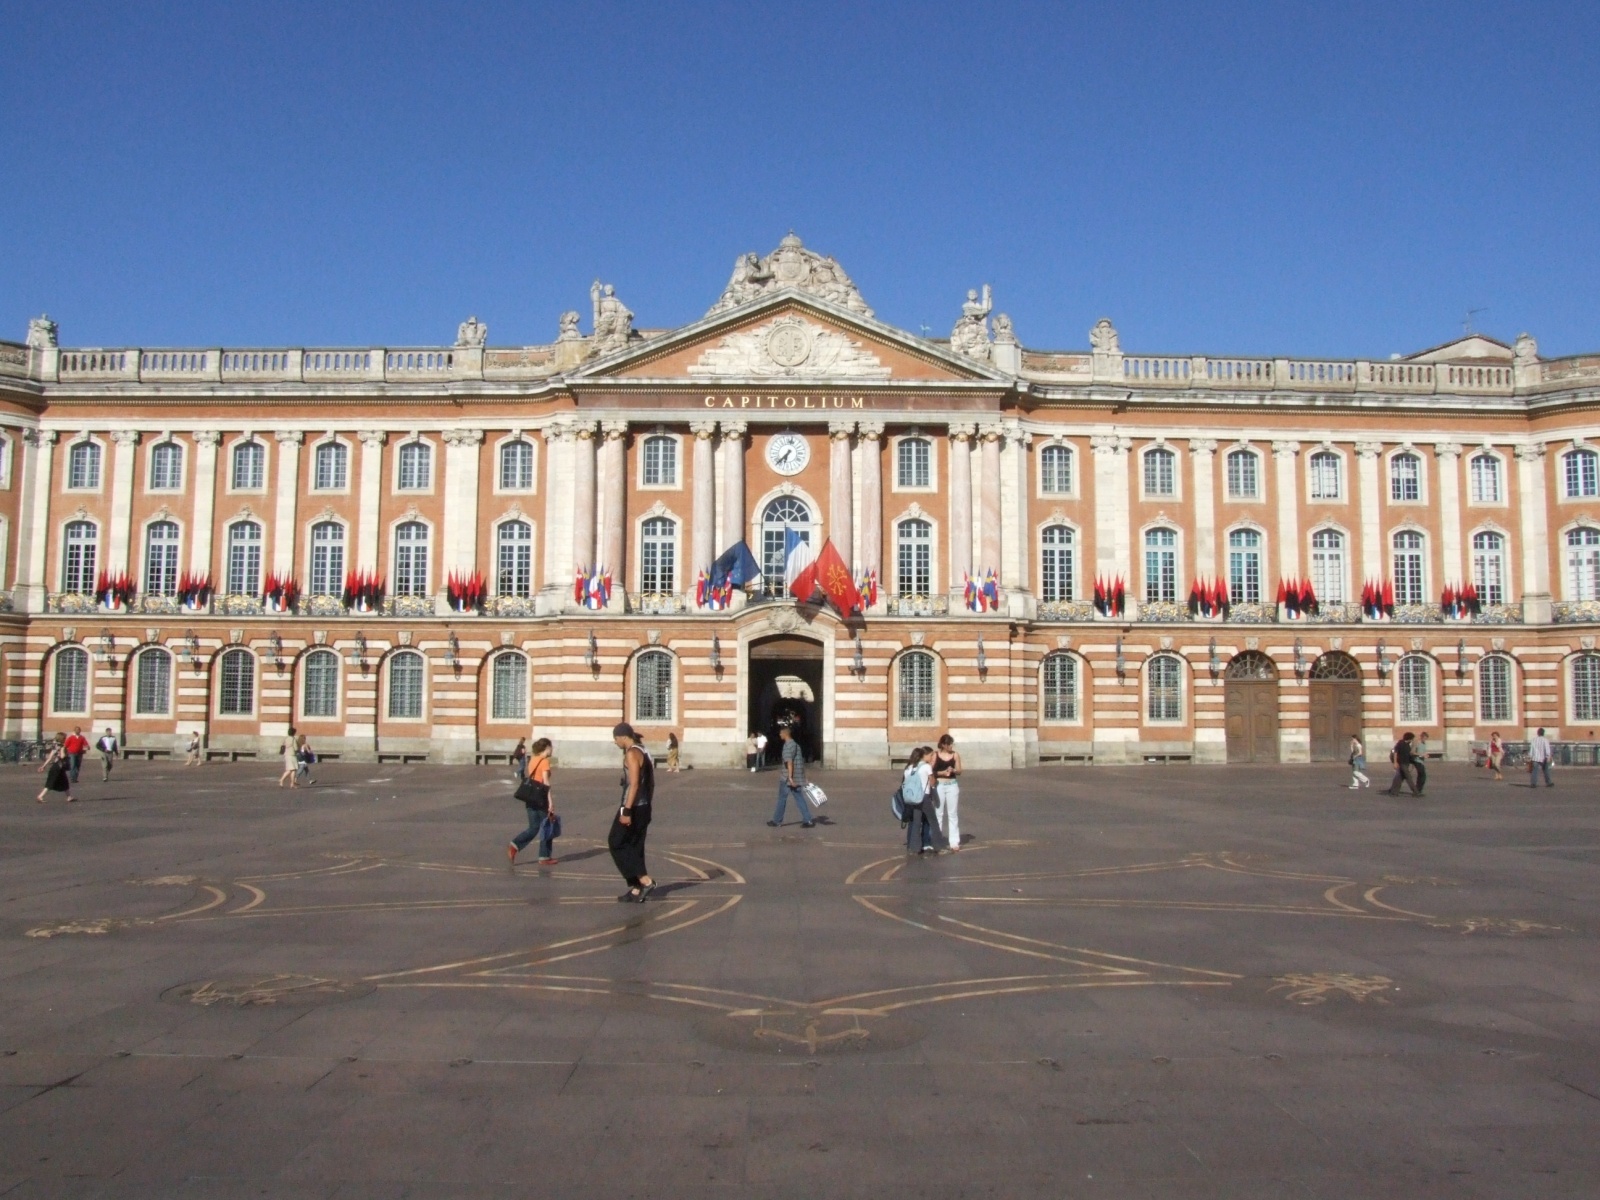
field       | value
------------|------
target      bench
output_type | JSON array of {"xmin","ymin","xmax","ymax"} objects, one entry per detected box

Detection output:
[
  {"xmin": 476, "ymin": 752, "xmax": 515, "ymax": 766},
  {"xmin": 1038, "ymin": 753, "xmax": 1094, "ymax": 764},
  {"xmin": 376, "ymin": 751, "xmax": 429, "ymax": 764},
  {"xmin": 122, "ymin": 747, "xmax": 173, "ymax": 760},
  {"xmin": 204, "ymin": 748, "xmax": 257, "ymax": 762}
]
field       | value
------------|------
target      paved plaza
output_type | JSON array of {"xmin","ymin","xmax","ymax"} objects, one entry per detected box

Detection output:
[{"xmin": 1, "ymin": 757, "xmax": 1597, "ymax": 1198}]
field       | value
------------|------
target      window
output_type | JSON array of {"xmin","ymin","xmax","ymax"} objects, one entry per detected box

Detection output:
[
  {"xmin": 1575, "ymin": 654, "xmax": 1600, "ymax": 722},
  {"xmin": 226, "ymin": 522, "xmax": 262, "ymax": 595},
  {"xmin": 1397, "ymin": 655, "xmax": 1431, "ymax": 722},
  {"xmin": 1040, "ymin": 525, "xmax": 1075, "ymax": 603},
  {"xmin": 388, "ymin": 651, "xmax": 424, "ymax": 719},
  {"xmin": 634, "ymin": 650, "xmax": 673, "ymax": 722},
  {"xmin": 218, "ymin": 648, "xmax": 255, "ymax": 715},
  {"xmin": 1469, "ymin": 454, "xmax": 1501, "ymax": 503},
  {"xmin": 62, "ymin": 520, "xmax": 98, "ymax": 594},
  {"xmin": 1565, "ymin": 449, "xmax": 1599, "ymax": 498},
  {"xmin": 897, "ymin": 518, "xmax": 932, "ymax": 597},
  {"xmin": 1228, "ymin": 528, "xmax": 1262, "ymax": 604},
  {"xmin": 499, "ymin": 439, "xmax": 534, "ymax": 490},
  {"xmin": 1147, "ymin": 655, "xmax": 1182, "ymax": 722},
  {"xmin": 1479, "ymin": 655, "xmax": 1511, "ymax": 723},
  {"xmin": 897, "ymin": 651, "xmax": 935, "ymax": 722},
  {"xmin": 1041, "ymin": 653, "xmax": 1078, "ymax": 721},
  {"xmin": 640, "ymin": 517, "xmax": 677, "ymax": 594},
  {"xmin": 1471, "ymin": 531, "xmax": 1506, "ymax": 606},
  {"xmin": 1567, "ymin": 528, "xmax": 1600, "ymax": 601},
  {"xmin": 302, "ymin": 649, "xmax": 339, "ymax": 718},
  {"xmin": 52, "ymin": 647, "xmax": 89, "ymax": 713},
  {"xmin": 1225, "ymin": 450, "xmax": 1258, "ymax": 499},
  {"xmin": 150, "ymin": 441, "xmax": 183, "ymax": 490},
  {"xmin": 897, "ymin": 437, "xmax": 931, "ymax": 488},
  {"xmin": 1144, "ymin": 527, "xmax": 1178, "ymax": 604},
  {"xmin": 135, "ymin": 649, "xmax": 171, "ymax": 715},
  {"xmin": 761, "ymin": 497, "xmax": 811, "ymax": 596},
  {"xmin": 67, "ymin": 441, "xmax": 100, "ymax": 490},
  {"xmin": 1040, "ymin": 445, "xmax": 1073, "ymax": 494},
  {"xmin": 1143, "ymin": 447, "xmax": 1176, "ymax": 497},
  {"xmin": 144, "ymin": 521, "xmax": 180, "ymax": 597},
  {"xmin": 491, "ymin": 652, "xmax": 528, "ymax": 720},
  {"xmin": 1392, "ymin": 531, "xmax": 1425, "ymax": 606},
  {"xmin": 397, "ymin": 441, "xmax": 431, "ymax": 490},
  {"xmin": 1309, "ymin": 451, "xmax": 1341, "ymax": 500},
  {"xmin": 496, "ymin": 521, "xmax": 533, "ymax": 597},
  {"xmin": 309, "ymin": 522, "xmax": 345, "ymax": 596},
  {"xmin": 231, "ymin": 440, "xmax": 264, "ymax": 490},
  {"xmin": 394, "ymin": 522, "xmax": 429, "ymax": 597},
  {"xmin": 1391, "ymin": 452, "xmax": 1422, "ymax": 502},
  {"xmin": 1310, "ymin": 529, "xmax": 1346, "ymax": 603},
  {"xmin": 313, "ymin": 441, "xmax": 348, "ymax": 490},
  {"xmin": 642, "ymin": 435, "xmax": 677, "ymax": 486}
]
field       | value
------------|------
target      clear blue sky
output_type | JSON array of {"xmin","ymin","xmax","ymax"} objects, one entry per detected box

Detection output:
[{"xmin": 4, "ymin": 1, "xmax": 1597, "ymax": 359}]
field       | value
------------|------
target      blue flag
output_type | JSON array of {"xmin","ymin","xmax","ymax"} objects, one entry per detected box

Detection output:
[{"xmin": 710, "ymin": 541, "xmax": 761, "ymax": 589}]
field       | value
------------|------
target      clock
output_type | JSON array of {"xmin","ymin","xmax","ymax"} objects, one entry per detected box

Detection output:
[{"xmin": 766, "ymin": 432, "xmax": 810, "ymax": 476}]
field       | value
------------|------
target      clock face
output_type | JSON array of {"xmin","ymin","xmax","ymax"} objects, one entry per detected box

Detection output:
[{"xmin": 766, "ymin": 433, "xmax": 810, "ymax": 476}]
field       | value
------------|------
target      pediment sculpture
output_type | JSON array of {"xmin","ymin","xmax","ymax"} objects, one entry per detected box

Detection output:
[
  {"xmin": 687, "ymin": 317, "xmax": 891, "ymax": 379},
  {"xmin": 707, "ymin": 233, "xmax": 873, "ymax": 317}
]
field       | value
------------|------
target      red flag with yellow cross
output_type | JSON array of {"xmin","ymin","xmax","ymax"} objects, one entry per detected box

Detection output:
[{"xmin": 791, "ymin": 538, "xmax": 862, "ymax": 617}]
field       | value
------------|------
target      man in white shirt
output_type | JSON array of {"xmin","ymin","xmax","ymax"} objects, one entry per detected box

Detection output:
[
  {"xmin": 1528, "ymin": 727, "xmax": 1554, "ymax": 788},
  {"xmin": 96, "ymin": 728, "xmax": 119, "ymax": 781}
]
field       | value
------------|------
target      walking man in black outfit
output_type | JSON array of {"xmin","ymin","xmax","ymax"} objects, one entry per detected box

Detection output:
[
  {"xmin": 608, "ymin": 722, "xmax": 655, "ymax": 903},
  {"xmin": 1386, "ymin": 731, "xmax": 1421, "ymax": 796}
]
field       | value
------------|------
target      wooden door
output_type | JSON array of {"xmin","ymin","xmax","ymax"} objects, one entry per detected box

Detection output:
[
  {"xmin": 1225, "ymin": 680, "xmax": 1280, "ymax": 762},
  {"xmin": 1308, "ymin": 681, "xmax": 1363, "ymax": 761}
]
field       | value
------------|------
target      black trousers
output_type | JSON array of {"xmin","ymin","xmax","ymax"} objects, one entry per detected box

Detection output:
[{"xmin": 608, "ymin": 806, "xmax": 652, "ymax": 887}]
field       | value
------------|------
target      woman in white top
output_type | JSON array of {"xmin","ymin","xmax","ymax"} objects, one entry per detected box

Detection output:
[{"xmin": 901, "ymin": 746, "xmax": 941, "ymax": 854}]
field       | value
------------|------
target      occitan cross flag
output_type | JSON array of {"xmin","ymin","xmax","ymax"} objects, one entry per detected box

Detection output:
[{"xmin": 790, "ymin": 538, "xmax": 862, "ymax": 617}]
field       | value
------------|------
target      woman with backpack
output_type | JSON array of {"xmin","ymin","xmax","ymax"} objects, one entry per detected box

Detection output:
[
  {"xmin": 508, "ymin": 737, "xmax": 559, "ymax": 866},
  {"xmin": 901, "ymin": 746, "xmax": 944, "ymax": 854},
  {"xmin": 295, "ymin": 734, "xmax": 316, "ymax": 786}
]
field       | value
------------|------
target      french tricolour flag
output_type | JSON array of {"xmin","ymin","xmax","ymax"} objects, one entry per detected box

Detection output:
[{"xmin": 783, "ymin": 528, "xmax": 815, "ymax": 592}]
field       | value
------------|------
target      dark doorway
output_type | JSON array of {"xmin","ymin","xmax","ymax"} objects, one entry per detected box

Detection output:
[
  {"xmin": 1224, "ymin": 651, "xmax": 1280, "ymax": 763},
  {"xmin": 1308, "ymin": 652, "xmax": 1363, "ymax": 761},
  {"xmin": 747, "ymin": 634, "xmax": 825, "ymax": 767}
]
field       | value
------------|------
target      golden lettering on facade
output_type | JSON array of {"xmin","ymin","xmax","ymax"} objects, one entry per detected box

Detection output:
[{"xmin": 703, "ymin": 393, "xmax": 867, "ymax": 409}]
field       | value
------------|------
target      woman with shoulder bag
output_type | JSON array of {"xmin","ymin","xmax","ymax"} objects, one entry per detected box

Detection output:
[
  {"xmin": 1347, "ymin": 735, "xmax": 1370, "ymax": 789},
  {"xmin": 508, "ymin": 738, "xmax": 559, "ymax": 866},
  {"xmin": 901, "ymin": 747, "xmax": 946, "ymax": 855}
]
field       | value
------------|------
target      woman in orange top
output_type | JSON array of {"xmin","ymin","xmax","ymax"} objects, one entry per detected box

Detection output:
[{"xmin": 508, "ymin": 738, "xmax": 559, "ymax": 866}]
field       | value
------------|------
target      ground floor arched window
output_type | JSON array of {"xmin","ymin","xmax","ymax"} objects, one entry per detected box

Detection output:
[
  {"xmin": 1573, "ymin": 653, "xmax": 1600, "ymax": 722},
  {"xmin": 492, "ymin": 652, "xmax": 528, "ymax": 720},
  {"xmin": 897, "ymin": 650, "xmax": 936, "ymax": 722},
  {"xmin": 1146, "ymin": 654, "xmax": 1183, "ymax": 722},
  {"xmin": 218, "ymin": 649, "xmax": 255, "ymax": 715},
  {"xmin": 388, "ymin": 651, "xmax": 425, "ymax": 719},
  {"xmin": 1041, "ymin": 652, "xmax": 1078, "ymax": 721},
  {"xmin": 634, "ymin": 650, "xmax": 672, "ymax": 722},
  {"xmin": 1397, "ymin": 654, "xmax": 1432, "ymax": 722},
  {"xmin": 53, "ymin": 647, "xmax": 89, "ymax": 713},
  {"xmin": 302, "ymin": 649, "xmax": 340, "ymax": 718},
  {"xmin": 135, "ymin": 648, "xmax": 171, "ymax": 715},
  {"xmin": 1478, "ymin": 654, "xmax": 1511, "ymax": 723}
]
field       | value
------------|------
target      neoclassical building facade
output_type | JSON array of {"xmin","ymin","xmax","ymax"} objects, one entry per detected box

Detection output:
[{"xmin": 4, "ymin": 235, "xmax": 1600, "ymax": 767}]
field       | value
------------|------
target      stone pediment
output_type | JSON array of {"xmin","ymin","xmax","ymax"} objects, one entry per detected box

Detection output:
[{"xmin": 687, "ymin": 315, "xmax": 891, "ymax": 379}]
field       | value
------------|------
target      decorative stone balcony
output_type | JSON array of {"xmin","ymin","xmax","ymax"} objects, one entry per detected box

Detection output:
[
  {"xmin": 886, "ymin": 594, "xmax": 949, "ymax": 617},
  {"xmin": 1036, "ymin": 600, "xmax": 1097, "ymax": 622},
  {"xmin": 483, "ymin": 595, "xmax": 538, "ymax": 617},
  {"xmin": 1553, "ymin": 601, "xmax": 1600, "ymax": 624},
  {"xmin": 629, "ymin": 592, "xmax": 688, "ymax": 615}
]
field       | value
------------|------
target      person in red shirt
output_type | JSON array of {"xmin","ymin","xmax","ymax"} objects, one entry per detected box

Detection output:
[{"xmin": 62, "ymin": 726, "xmax": 89, "ymax": 785}]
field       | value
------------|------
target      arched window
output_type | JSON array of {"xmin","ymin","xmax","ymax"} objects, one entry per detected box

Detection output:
[
  {"xmin": 1574, "ymin": 654, "xmax": 1600, "ymax": 722},
  {"xmin": 499, "ymin": 439, "xmax": 534, "ymax": 490},
  {"xmin": 1479, "ymin": 655, "xmax": 1511, "ymax": 723},
  {"xmin": 896, "ymin": 518, "xmax": 932, "ymax": 597},
  {"xmin": 150, "ymin": 441, "xmax": 183, "ymax": 490},
  {"xmin": 1039, "ymin": 444, "xmax": 1073, "ymax": 494},
  {"xmin": 1143, "ymin": 447, "xmax": 1176, "ymax": 497},
  {"xmin": 226, "ymin": 521, "xmax": 262, "ymax": 595},
  {"xmin": 1470, "ymin": 453, "xmax": 1502, "ymax": 503},
  {"xmin": 53, "ymin": 646, "xmax": 89, "ymax": 713},
  {"xmin": 1228, "ymin": 528, "xmax": 1262, "ymax": 604},
  {"xmin": 302, "ymin": 649, "xmax": 340, "ymax": 718},
  {"xmin": 1390, "ymin": 452, "xmax": 1422, "ymax": 502},
  {"xmin": 313, "ymin": 441, "xmax": 348, "ymax": 490},
  {"xmin": 144, "ymin": 521, "xmax": 181, "ymax": 597},
  {"xmin": 387, "ymin": 651, "xmax": 424, "ymax": 719},
  {"xmin": 1310, "ymin": 529, "xmax": 1346, "ymax": 603},
  {"xmin": 640, "ymin": 517, "xmax": 677, "ymax": 594},
  {"xmin": 1397, "ymin": 655, "xmax": 1431, "ymax": 722},
  {"xmin": 634, "ymin": 650, "xmax": 673, "ymax": 722},
  {"xmin": 1392, "ymin": 530, "xmax": 1425, "ymax": 606},
  {"xmin": 1147, "ymin": 655, "xmax": 1183, "ymax": 722},
  {"xmin": 1225, "ymin": 449, "xmax": 1259, "ymax": 499},
  {"xmin": 1041, "ymin": 653, "xmax": 1078, "ymax": 721},
  {"xmin": 642, "ymin": 435, "xmax": 677, "ymax": 486},
  {"xmin": 1471, "ymin": 531, "xmax": 1506, "ymax": 606},
  {"xmin": 309, "ymin": 522, "xmax": 345, "ymax": 596},
  {"xmin": 67, "ymin": 441, "xmax": 101, "ymax": 490},
  {"xmin": 218, "ymin": 648, "xmax": 255, "ymax": 715},
  {"xmin": 62, "ymin": 520, "xmax": 98, "ymax": 594},
  {"xmin": 491, "ymin": 652, "xmax": 528, "ymax": 720},
  {"xmin": 897, "ymin": 650, "xmax": 935, "ymax": 722},
  {"xmin": 1144, "ymin": 527, "xmax": 1177, "ymax": 603},
  {"xmin": 1039, "ymin": 525, "xmax": 1075, "ymax": 602},
  {"xmin": 394, "ymin": 522, "xmax": 429, "ymax": 597},
  {"xmin": 897, "ymin": 437, "xmax": 931, "ymax": 488},
  {"xmin": 397, "ymin": 441, "xmax": 431, "ymax": 490},
  {"xmin": 231, "ymin": 440, "xmax": 264, "ymax": 490},
  {"xmin": 1308, "ymin": 451, "xmax": 1341, "ymax": 500},
  {"xmin": 1566, "ymin": 528, "xmax": 1600, "ymax": 601},
  {"xmin": 761, "ymin": 496, "xmax": 811, "ymax": 595},
  {"xmin": 1565, "ymin": 448, "xmax": 1599, "ymax": 499},
  {"xmin": 135, "ymin": 648, "xmax": 171, "ymax": 715},
  {"xmin": 496, "ymin": 521, "xmax": 533, "ymax": 597}
]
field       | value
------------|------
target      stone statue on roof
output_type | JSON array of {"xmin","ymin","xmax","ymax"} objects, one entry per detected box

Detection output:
[
  {"xmin": 950, "ymin": 285, "xmax": 993, "ymax": 362},
  {"xmin": 708, "ymin": 233, "xmax": 873, "ymax": 317},
  {"xmin": 26, "ymin": 314, "xmax": 58, "ymax": 349},
  {"xmin": 455, "ymin": 315, "xmax": 488, "ymax": 348},
  {"xmin": 590, "ymin": 281, "xmax": 634, "ymax": 354},
  {"xmin": 558, "ymin": 310, "xmax": 582, "ymax": 341},
  {"xmin": 1090, "ymin": 318, "xmax": 1120, "ymax": 354}
]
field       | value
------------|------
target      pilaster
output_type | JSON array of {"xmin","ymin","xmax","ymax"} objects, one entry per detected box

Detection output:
[
  {"xmin": 272, "ymin": 430, "xmax": 304, "ymax": 578},
  {"xmin": 1272, "ymin": 440, "xmax": 1300, "ymax": 582},
  {"xmin": 571, "ymin": 422, "xmax": 598, "ymax": 573},
  {"xmin": 719, "ymin": 421, "xmax": 747, "ymax": 557},
  {"xmin": 828, "ymin": 421, "xmax": 855, "ymax": 571},
  {"xmin": 598, "ymin": 421, "xmax": 628, "ymax": 589},
  {"xmin": 1516, "ymin": 443, "xmax": 1551, "ymax": 622},
  {"xmin": 1435, "ymin": 442, "xmax": 1464, "ymax": 588},
  {"xmin": 978, "ymin": 423, "xmax": 1003, "ymax": 575},
  {"xmin": 1356, "ymin": 441, "xmax": 1384, "ymax": 583},
  {"xmin": 356, "ymin": 430, "xmax": 386, "ymax": 572},
  {"xmin": 189, "ymin": 430, "xmax": 221, "ymax": 578},
  {"xmin": 1189, "ymin": 439, "xmax": 1218, "ymax": 580},
  {"xmin": 106, "ymin": 430, "xmax": 140, "ymax": 576},
  {"xmin": 948, "ymin": 424, "xmax": 975, "ymax": 593},
  {"xmin": 1001, "ymin": 426, "xmax": 1030, "ymax": 593},
  {"xmin": 16, "ymin": 429, "xmax": 57, "ymax": 611},
  {"xmin": 689, "ymin": 420, "xmax": 718, "ymax": 586},
  {"xmin": 857, "ymin": 422, "xmax": 884, "ymax": 592}
]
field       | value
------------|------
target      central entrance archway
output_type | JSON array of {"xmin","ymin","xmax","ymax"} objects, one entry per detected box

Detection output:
[{"xmin": 747, "ymin": 633, "xmax": 825, "ymax": 767}]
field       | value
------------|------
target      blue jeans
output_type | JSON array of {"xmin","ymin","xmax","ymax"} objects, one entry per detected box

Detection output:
[
  {"xmin": 773, "ymin": 780, "xmax": 813, "ymax": 825},
  {"xmin": 512, "ymin": 805, "xmax": 554, "ymax": 858},
  {"xmin": 1533, "ymin": 760, "xmax": 1554, "ymax": 786}
]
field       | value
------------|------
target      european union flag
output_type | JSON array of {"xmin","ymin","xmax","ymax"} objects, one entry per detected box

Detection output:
[{"xmin": 710, "ymin": 541, "xmax": 761, "ymax": 589}]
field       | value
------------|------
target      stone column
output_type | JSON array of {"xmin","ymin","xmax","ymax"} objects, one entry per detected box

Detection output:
[
  {"xmin": 1516, "ymin": 443, "xmax": 1551, "ymax": 622},
  {"xmin": 571, "ymin": 422, "xmax": 598, "ymax": 573},
  {"xmin": 1090, "ymin": 435, "xmax": 1133, "ymax": 593},
  {"xmin": 948, "ymin": 424, "xmax": 975, "ymax": 593},
  {"xmin": 355, "ymin": 430, "xmax": 386, "ymax": 571},
  {"xmin": 16, "ymin": 429, "xmax": 58, "ymax": 612},
  {"xmin": 441, "ymin": 429, "xmax": 484, "ymax": 586},
  {"xmin": 1001, "ymin": 426, "xmax": 1030, "ymax": 591},
  {"xmin": 272, "ymin": 430, "xmax": 304, "ymax": 577},
  {"xmin": 719, "ymin": 420, "xmax": 747, "ymax": 554},
  {"xmin": 978, "ymin": 424, "xmax": 1003, "ymax": 575},
  {"xmin": 1272, "ymin": 441, "xmax": 1301, "ymax": 583},
  {"xmin": 106, "ymin": 430, "xmax": 140, "ymax": 575},
  {"xmin": 690, "ymin": 420, "xmax": 718, "ymax": 585},
  {"xmin": 189, "ymin": 431, "xmax": 221, "ymax": 578},
  {"xmin": 857, "ymin": 422, "xmax": 884, "ymax": 592},
  {"xmin": 1189, "ymin": 439, "xmax": 1218, "ymax": 580},
  {"xmin": 598, "ymin": 421, "xmax": 627, "ymax": 590},
  {"xmin": 1355, "ymin": 442, "xmax": 1384, "ymax": 585},
  {"xmin": 829, "ymin": 420, "xmax": 855, "ymax": 566},
  {"xmin": 1434, "ymin": 442, "xmax": 1464, "ymax": 590}
]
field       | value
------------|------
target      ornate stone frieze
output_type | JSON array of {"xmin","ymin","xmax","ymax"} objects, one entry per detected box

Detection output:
[{"xmin": 686, "ymin": 316, "xmax": 890, "ymax": 379}]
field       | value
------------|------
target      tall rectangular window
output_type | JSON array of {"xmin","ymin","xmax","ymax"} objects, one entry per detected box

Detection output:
[
  {"xmin": 1144, "ymin": 528, "xmax": 1177, "ymax": 604},
  {"xmin": 227, "ymin": 523, "xmax": 262, "ymax": 595},
  {"xmin": 1310, "ymin": 530, "xmax": 1346, "ymax": 603},
  {"xmin": 135, "ymin": 650, "xmax": 171, "ymax": 715},
  {"xmin": 150, "ymin": 442, "xmax": 183, "ymax": 490},
  {"xmin": 1478, "ymin": 656, "xmax": 1511, "ymax": 723},
  {"xmin": 897, "ymin": 438, "xmax": 931, "ymax": 488},
  {"xmin": 1391, "ymin": 453, "xmax": 1422, "ymax": 502},
  {"xmin": 231, "ymin": 441, "xmax": 264, "ymax": 490},
  {"xmin": 1040, "ymin": 526, "xmax": 1075, "ymax": 603},
  {"xmin": 1308, "ymin": 452, "xmax": 1341, "ymax": 500},
  {"xmin": 497, "ymin": 521, "xmax": 533, "ymax": 597},
  {"xmin": 897, "ymin": 651, "xmax": 935, "ymax": 722},
  {"xmin": 394, "ymin": 523, "xmax": 429, "ymax": 597},
  {"xmin": 642, "ymin": 436, "xmax": 677, "ymax": 486},
  {"xmin": 1393, "ymin": 531, "xmax": 1425, "ymax": 606},
  {"xmin": 1398, "ymin": 656, "xmax": 1431, "ymax": 722},
  {"xmin": 1147, "ymin": 656, "xmax": 1182, "ymax": 721},
  {"xmin": 897, "ymin": 519, "xmax": 932, "ymax": 596},
  {"xmin": 1228, "ymin": 529, "xmax": 1262, "ymax": 604},
  {"xmin": 1225, "ymin": 451, "xmax": 1258, "ymax": 499},
  {"xmin": 1040, "ymin": 445, "xmax": 1073, "ymax": 494},
  {"xmin": 397, "ymin": 441, "xmax": 431, "ymax": 490},
  {"xmin": 144, "ymin": 521, "xmax": 180, "ymax": 596},
  {"xmin": 310, "ymin": 523, "xmax": 345, "ymax": 596},
  {"xmin": 1144, "ymin": 448, "xmax": 1175, "ymax": 497},
  {"xmin": 1469, "ymin": 454, "xmax": 1501, "ymax": 503}
]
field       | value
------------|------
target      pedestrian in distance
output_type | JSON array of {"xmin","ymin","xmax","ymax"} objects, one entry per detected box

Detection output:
[
  {"xmin": 36, "ymin": 734, "xmax": 74, "ymax": 803},
  {"xmin": 509, "ymin": 736, "xmax": 528, "ymax": 783},
  {"xmin": 666, "ymin": 732, "xmax": 681, "ymax": 772},
  {"xmin": 745, "ymin": 731, "xmax": 761, "ymax": 772},
  {"xmin": 608, "ymin": 723, "xmax": 655, "ymax": 903},
  {"xmin": 295, "ymin": 734, "xmax": 316, "ymax": 786},
  {"xmin": 184, "ymin": 730, "xmax": 202, "ymax": 766},
  {"xmin": 901, "ymin": 747, "xmax": 945, "ymax": 854},
  {"xmin": 1487, "ymin": 731, "xmax": 1504, "ymax": 781},
  {"xmin": 508, "ymin": 737, "xmax": 559, "ymax": 865},
  {"xmin": 1386, "ymin": 732, "xmax": 1421, "ymax": 796},
  {"xmin": 96, "ymin": 727, "xmax": 119, "ymax": 781},
  {"xmin": 1347, "ymin": 735, "xmax": 1370, "ymax": 789},
  {"xmin": 1529, "ymin": 727, "xmax": 1555, "ymax": 787},
  {"xmin": 278, "ymin": 735, "xmax": 300, "ymax": 788},
  {"xmin": 768, "ymin": 725, "xmax": 815, "ymax": 828},
  {"xmin": 932, "ymin": 733, "xmax": 964, "ymax": 850},
  {"xmin": 63, "ymin": 726, "xmax": 88, "ymax": 785}
]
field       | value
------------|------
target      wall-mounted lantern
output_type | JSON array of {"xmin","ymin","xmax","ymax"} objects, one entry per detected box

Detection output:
[
  {"xmin": 444, "ymin": 631, "xmax": 460, "ymax": 670},
  {"xmin": 852, "ymin": 631, "xmax": 866, "ymax": 678},
  {"xmin": 583, "ymin": 629, "xmax": 598, "ymax": 672},
  {"xmin": 1376, "ymin": 639, "xmax": 1390, "ymax": 680},
  {"xmin": 1293, "ymin": 637, "xmax": 1306, "ymax": 679},
  {"xmin": 183, "ymin": 629, "xmax": 200, "ymax": 672},
  {"xmin": 96, "ymin": 628, "xmax": 115, "ymax": 666},
  {"xmin": 1115, "ymin": 636, "xmax": 1127, "ymax": 682},
  {"xmin": 976, "ymin": 633, "xmax": 988, "ymax": 679},
  {"xmin": 1208, "ymin": 636, "xmax": 1220, "ymax": 678},
  {"xmin": 267, "ymin": 632, "xmax": 284, "ymax": 671},
  {"xmin": 710, "ymin": 632, "xmax": 723, "ymax": 673},
  {"xmin": 347, "ymin": 631, "xmax": 368, "ymax": 668},
  {"xmin": 1456, "ymin": 637, "xmax": 1468, "ymax": 680}
]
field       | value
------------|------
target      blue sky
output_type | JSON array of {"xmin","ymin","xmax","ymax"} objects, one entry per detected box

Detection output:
[{"xmin": 4, "ymin": 1, "xmax": 1597, "ymax": 358}]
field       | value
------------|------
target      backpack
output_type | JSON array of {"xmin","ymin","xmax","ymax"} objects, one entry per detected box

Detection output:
[{"xmin": 900, "ymin": 769, "xmax": 925, "ymax": 807}]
